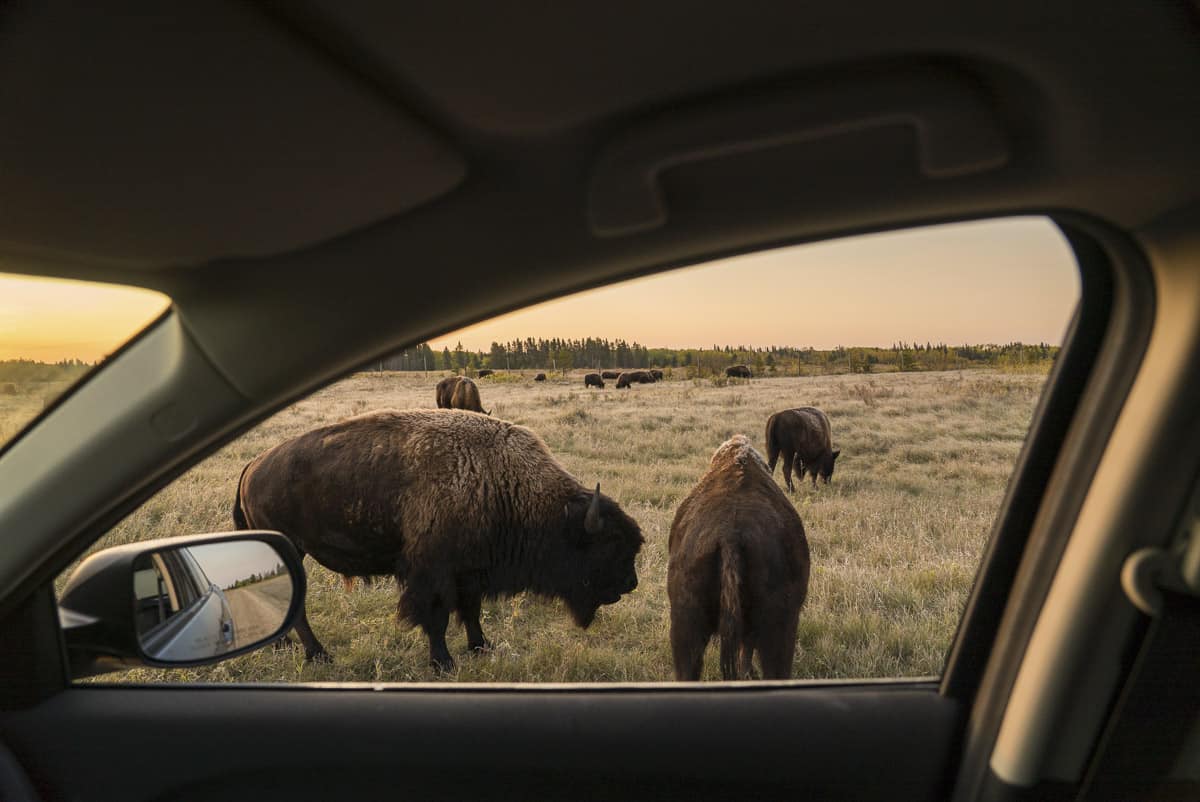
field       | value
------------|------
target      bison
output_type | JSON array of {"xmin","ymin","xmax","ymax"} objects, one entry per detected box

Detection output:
[
  {"xmin": 450, "ymin": 376, "xmax": 490, "ymax": 414},
  {"xmin": 233, "ymin": 409, "xmax": 644, "ymax": 669},
  {"xmin": 615, "ymin": 370, "xmax": 655, "ymax": 388},
  {"xmin": 600, "ymin": 370, "xmax": 621, "ymax": 380},
  {"xmin": 584, "ymin": 372, "xmax": 605, "ymax": 389},
  {"xmin": 668, "ymin": 435, "xmax": 810, "ymax": 680},
  {"xmin": 476, "ymin": 369, "xmax": 494, "ymax": 378},
  {"xmin": 650, "ymin": 369, "xmax": 664, "ymax": 381},
  {"xmin": 725, "ymin": 365, "xmax": 752, "ymax": 379},
  {"xmin": 533, "ymin": 372, "xmax": 547, "ymax": 382},
  {"xmin": 435, "ymin": 376, "xmax": 462, "ymax": 408},
  {"xmin": 765, "ymin": 407, "xmax": 840, "ymax": 491}
]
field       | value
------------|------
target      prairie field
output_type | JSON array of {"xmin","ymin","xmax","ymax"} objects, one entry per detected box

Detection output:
[{"xmin": 54, "ymin": 368, "xmax": 1048, "ymax": 684}]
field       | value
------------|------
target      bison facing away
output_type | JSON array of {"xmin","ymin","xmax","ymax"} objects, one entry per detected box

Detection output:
[
  {"xmin": 668, "ymin": 435, "xmax": 810, "ymax": 680},
  {"xmin": 450, "ymin": 376, "xmax": 490, "ymax": 414},
  {"xmin": 435, "ymin": 376, "xmax": 462, "ymax": 408},
  {"xmin": 584, "ymin": 372, "xmax": 605, "ymax": 389},
  {"xmin": 233, "ymin": 409, "xmax": 644, "ymax": 669},
  {"xmin": 725, "ymin": 365, "xmax": 752, "ymax": 379},
  {"xmin": 600, "ymin": 370, "xmax": 621, "ymax": 380},
  {"xmin": 476, "ymin": 369, "xmax": 494, "ymax": 378},
  {"xmin": 765, "ymin": 407, "xmax": 840, "ymax": 491},
  {"xmin": 615, "ymin": 370, "xmax": 655, "ymax": 388},
  {"xmin": 533, "ymin": 372, "xmax": 547, "ymax": 382}
]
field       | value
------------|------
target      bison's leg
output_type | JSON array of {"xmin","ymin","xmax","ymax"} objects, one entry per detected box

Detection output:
[
  {"xmin": 455, "ymin": 574, "xmax": 492, "ymax": 653},
  {"xmin": 401, "ymin": 573, "xmax": 456, "ymax": 671},
  {"xmin": 669, "ymin": 610, "xmax": 709, "ymax": 681},
  {"xmin": 293, "ymin": 602, "xmax": 332, "ymax": 662},
  {"xmin": 757, "ymin": 614, "xmax": 800, "ymax": 680},
  {"xmin": 780, "ymin": 450, "xmax": 796, "ymax": 493}
]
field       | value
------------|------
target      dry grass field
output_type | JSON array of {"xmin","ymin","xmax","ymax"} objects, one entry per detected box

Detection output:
[{"xmin": 53, "ymin": 368, "xmax": 1049, "ymax": 684}]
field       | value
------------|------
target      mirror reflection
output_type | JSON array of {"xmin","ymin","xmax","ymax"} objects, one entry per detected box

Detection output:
[{"xmin": 133, "ymin": 541, "xmax": 292, "ymax": 662}]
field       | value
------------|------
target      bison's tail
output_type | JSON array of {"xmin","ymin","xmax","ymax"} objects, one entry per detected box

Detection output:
[
  {"xmin": 718, "ymin": 543, "xmax": 745, "ymax": 680},
  {"xmin": 231, "ymin": 461, "xmax": 251, "ymax": 530},
  {"xmin": 765, "ymin": 414, "xmax": 780, "ymax": 474}
]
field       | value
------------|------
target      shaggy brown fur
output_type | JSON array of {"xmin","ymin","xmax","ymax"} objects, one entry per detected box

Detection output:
[
  {"xmin": 435, "ymin": 376, "xmax": 462, "ymax": 408},
  {"xmin": 600, "ymin": 370, "xmax": 621, "ymax": 379},
  {"xmin": 725, "ymin": 365, "xmax": 752, "ymax": 379},
  {"xmin": 449, "ymin": 376, "xmax": 489, "ymax": 414},
  {"xmin": 616, "ymin": 370, "xmax": 655, "ymax": 388},
  {"xmin": 650, "ymin": 369, "xmax": 664, "ymax": 380},
  {"xmin": 668, "ymin": 435, "xmax": 810, "ymax": 680},
  {"xmin": 584, "ymin": 372, "xmax": 605, "ymax": 389},
  {"xmin": 533, "ymin": 372, "xmax": 547, "ymax": 381},
  {"xmin": 765, "ymin": 407, "xmax": 840, "ymax": 491},
  {"xmin": 476, "ymin": 369, "xmax": 494, "ymax": 378},
  {"xmin": 233, "ymin": 409, "xmax": 644, "ymax": 669}
]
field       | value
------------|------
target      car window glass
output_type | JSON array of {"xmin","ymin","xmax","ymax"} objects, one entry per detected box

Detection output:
[
  {"xmin": 65, "ymin": 216, "xmax": 1079, "ymax": 684},
  {"xmin": 0, "ymin": 273, "xmax": 169, "ymax": 447}
]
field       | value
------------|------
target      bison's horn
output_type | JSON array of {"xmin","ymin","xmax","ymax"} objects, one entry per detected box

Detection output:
[{"xmin": 585, "ymin": 483, "xmax": 603, "ymax": 536}]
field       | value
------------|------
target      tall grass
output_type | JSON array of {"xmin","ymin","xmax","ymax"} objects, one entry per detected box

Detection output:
[{"xmin": 47, "ymin": 369, "xmax": 1047, "ymax": 684}]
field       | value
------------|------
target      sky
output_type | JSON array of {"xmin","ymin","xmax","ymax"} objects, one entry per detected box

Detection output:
[
  {"xmin": 188, "ymin": 541, "xmax": 289, "ymax": 590},
  {"xmin": 429, "ymin": 217, "xmax": 1080, "ymax": 351},
  {"xmin": 0, "ymin": 273, "xmax": 169, "ymax": 362},
  {"xmin": 0, "ymin": 217, "xmax": 1079, "ymax": 363}
]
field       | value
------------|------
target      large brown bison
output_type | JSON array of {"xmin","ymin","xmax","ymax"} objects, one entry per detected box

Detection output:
[
  {"xmin": 650, "ymin": 369, "xmax": 664, "ymax": 381},
  {"xmin": 584, "ymin": 372, "xmax": 605, "ymax": 389},
  {"xmin": 615, "ymin": 370, "xmax": 655, "ymax": 388},
  {"xmin": 450, "ymin": 376, "xmax": 489, "ymax": 414},
  {"xmin": 725, "ymin": 365, "xmax": 752, "ymax": 379},
  {"xmin": 233, "ymin": 409, "xmax": 644, "ymax": 669},
  {"xmin": 600, "ymin": 370, "xmax": 621, "ymax": 380},
  {"xmin": 476, "ymin": 369, "xmax": 494, "ymax": 378},
  {"xmin": 435, "ymin": 376, "xmax": 462, "ymax": 408},
  {"xmin": 533, "ymin": 372, "xmax": 547, "ymax": 382},
  {"xmin": 765, "ymin": 407, "xmax": 840, "ymax": 491},
  {"xmin": 668, "ymin": 435, "xmax": 810, "ymax": 680}
]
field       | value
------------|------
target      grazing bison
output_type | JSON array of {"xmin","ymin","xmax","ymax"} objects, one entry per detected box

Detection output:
[
  {"xmin": 725, "ymin": 365, "xmax": 752, "ymax": 379},
  {"xmin": 450, "ymin": 376, "xmax": 490, "ymax": 414},
  {"xmin": 600, "ymin": 370, "xmax": 621, "ymax": 380},
  {"xmin": 435, "ymin": 376, "xmax": 462, "ymax": 408},
  {"xmin": 476, "ymin": 369, "xmax": 494, "ymax": 378},
  {"xmin": 765, "ymin": 407, "xmax": 840, "ymax": 491},
  {"xmin": 650, "ymin": 369, "xmax": 664, "ymax": 381},
  {"xmin": 668, "ymin": 435, "xmax": 810, "ymax": 680},
  {"xmin": 233, "ymin": 409, "xmax": 644, "ymax": 669},
  {"xmin": 584, "ymin": 372, "xmax": 605, "ymax": 389},
  {"xmin": 615, "ymin": 370, "xmax": 655, "ymax": 388},
  {"xmin": 533, "ymin": 372, "xmax": 547, "ymax": 382}
]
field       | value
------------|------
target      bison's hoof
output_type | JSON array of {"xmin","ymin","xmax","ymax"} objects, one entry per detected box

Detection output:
[
  {"xmin": 430, "ymin": 656, "xmax": 456, "ymax": 673},
  {"xmin": 304, "ymin": 648, "xmax": 333, "ymax": 663},
  {"xmin": 468, "ymin": 639, "xmax": 494, "ymax": 654}
]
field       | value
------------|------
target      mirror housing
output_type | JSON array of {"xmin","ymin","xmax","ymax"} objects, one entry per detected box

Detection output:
[{"xmin": 58, "ymin": 531, "xmax": 304, "ymax": 678}]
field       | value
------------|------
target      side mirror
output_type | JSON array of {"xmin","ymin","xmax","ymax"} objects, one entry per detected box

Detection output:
[{"xmin": 58, "ymin": 531, "xmax": 304, "ymax": 678}]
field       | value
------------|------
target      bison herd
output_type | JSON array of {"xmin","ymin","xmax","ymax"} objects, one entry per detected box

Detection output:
[{"xmin": 233, "ymin": 370, "xmax": 841, "ymax": 680}]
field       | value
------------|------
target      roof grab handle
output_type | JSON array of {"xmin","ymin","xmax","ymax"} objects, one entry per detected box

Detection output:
[{"xmin": 587, "ymin": 67, "xmax": 1010, "ymax": 238}]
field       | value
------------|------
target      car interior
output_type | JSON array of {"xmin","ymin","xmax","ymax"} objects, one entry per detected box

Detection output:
[{"xmin": 1, "ymin": 2, "xmax": 1199, "ymax": 800}]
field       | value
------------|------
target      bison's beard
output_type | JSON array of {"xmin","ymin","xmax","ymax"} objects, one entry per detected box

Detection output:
[{"xmin": 566, "ymin": 596, "xmax": 602, "ymax": 629}]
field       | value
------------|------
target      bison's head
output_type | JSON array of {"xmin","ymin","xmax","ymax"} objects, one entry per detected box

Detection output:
[
  {"xmin": 563, "ymin": 484, "xmax": 644, "ymax": 628},
  {"xmin": 819, "ymin": 449, "xmax": 841, "ymax": 483}
]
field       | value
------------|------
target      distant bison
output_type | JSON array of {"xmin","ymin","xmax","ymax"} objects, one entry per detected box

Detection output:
[
  {"xmin": 765, "ymin": 407, "xmax": 840, "ymax": 491},
  {"xmin": 533, "ymin": 372, "xmax": 547, "ymax": 382},
  {"xmin": 450, "ymin": 376, "xmax": 489, "ymax": 414},
  {"xmin": 616, "ymin": 370, "xmax": 655, "ymax": 388},
  {"xmin": 584, "ymin": 373, "xmax": 605, "ymax": 389},
  {"xmin": 233, "ymin": 410, "xmax": 644, "ymax": 669},
  {"xmin": 725, "ymin": 365, "xmax": 752, "ymax": 379},
  {"xmin": 600, "ymin": 370, "xmax": 621, "ymax": 380},
  {"xmin": 650, "ymin": 369, "xmax": 664, "ymax": 381},
  {"xmin": 668, "ymin": 435, "xmax": 810, "ymax": 680},
  {"xmin": 476, "ymin": 369, "xmax": 494, "ymax": 378},
  {"xmin": 435, "ymin": 376, "xmax": 462, "ymax": 408}
]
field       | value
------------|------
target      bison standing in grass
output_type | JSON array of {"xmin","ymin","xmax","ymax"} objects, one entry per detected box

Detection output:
[
  {"xmin": 584, "ymin": 372, "xmax": 605, "ymax": 389},
  {"xmin": 476, "ymin": 369, "xmax": 494, "ymax": 378},
  {"xmin": 616, "ymin": 370, "xmax": 655, "ymax": 388},
  {"xmin": 233, "ymin": 409, "xmax": 644, "ymax": 669},
  {"xmin": 600, "ymin": 370, "xmax": 621, "ymax": 380},
  {"xmin": 765, "ymin": 407, "xmax": 840, "ymax": 491},
  {"xmin": 533, "ymin": 372, "xmax": 547, "ymax": 382},
  {"xmin": 650, "ymin": 369, "xmax": 664, "ymax": 381},
  {"xmin": 725, "ymin": 365, "xmax": 752, "ymax": 379},
  {"xmin": 668, "ymin": 435, "xmax": 810, "ymax": 680}
]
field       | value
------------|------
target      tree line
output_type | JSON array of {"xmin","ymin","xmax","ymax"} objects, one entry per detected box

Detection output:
[{"xmin": 374, "ymin": 339, "xmax": 1059, "ymax": 376}]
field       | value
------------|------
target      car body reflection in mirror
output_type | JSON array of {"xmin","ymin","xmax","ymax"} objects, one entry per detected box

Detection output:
[{"xmin": 133, "ymin": 541, "xmax": 293, "ymax": 662}]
